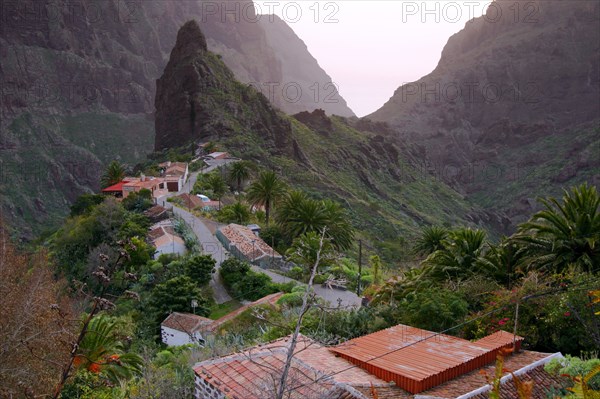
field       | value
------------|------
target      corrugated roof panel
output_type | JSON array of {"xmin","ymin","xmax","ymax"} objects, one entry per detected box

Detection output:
[{"xmin": 330, "ymin": 324, "xmax": 523, "ymax": 394}]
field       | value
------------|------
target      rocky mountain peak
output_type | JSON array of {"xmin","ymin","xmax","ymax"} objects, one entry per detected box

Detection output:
[
  {"xmin": 155, "ymin": 20, "xmax": 292, "ymax": 153},
  {"xmin": 173, "ymin": 20, "xmax": 208, "ymax": 57}
]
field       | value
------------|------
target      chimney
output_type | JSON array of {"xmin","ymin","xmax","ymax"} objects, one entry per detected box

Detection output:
[{"xmin": 141, "ymin": 173, "xmax": 146, "ymax": 182}]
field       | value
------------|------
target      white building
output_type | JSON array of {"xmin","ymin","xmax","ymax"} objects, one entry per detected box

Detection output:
[{"xmin": 160, "ymin": 312, "xmax": 213, "ymax": 346}]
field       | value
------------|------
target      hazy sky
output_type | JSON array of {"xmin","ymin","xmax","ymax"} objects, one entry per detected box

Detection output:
[{"xmin": 255, "ymin": 1, "xmax": 493, "ymax": 116}]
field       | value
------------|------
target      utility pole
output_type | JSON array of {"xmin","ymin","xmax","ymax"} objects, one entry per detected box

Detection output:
[{"xmin": 356, "ymin": 240, "xmax": 362, "ymax": 296}]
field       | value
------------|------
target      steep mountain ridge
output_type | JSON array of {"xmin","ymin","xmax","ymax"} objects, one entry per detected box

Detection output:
[
  {"xmin": 369, "ymin": 0, "xmax": 600, "ymax": 228},
  {"xmin": 154, "ymin": 20, "xmax": 499, "ymax": 262},
  {"xmin": 0, "ymin": 0, "xmax": 353, "ymax": 238}
]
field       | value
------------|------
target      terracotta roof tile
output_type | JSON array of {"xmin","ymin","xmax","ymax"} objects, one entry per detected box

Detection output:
[
  {"xmin": 219, "ymin": 224, "xmax": 281, "ymax": 261},
  {"xmin": 330, "ymin": 325, "xmax": 524, "ymax": 394}
]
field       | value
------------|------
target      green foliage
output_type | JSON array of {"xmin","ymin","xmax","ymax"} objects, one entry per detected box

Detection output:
[
  {"xmin": 70, "ymin": 194, "xmax": 105, "ymax": 217},
  {"xmin": 173, "ymin": 217, "xmax": 200, "ymax": 253},
  {"xmin": 469, "ymin": 272, "xmax": 600, "ymax": 354},
  {"xmin": 118, "ymin": 212, "xmax": 151, "ymax": 240},
  {"xmin": 413, "ymin": 226, "xmax": 449, "ymax": 257},
  {"xmin": 185, "ymin": 255, "xmax": 215, "ymax": 286},
  {"xmin": 276, "ymin": 190, "xmax": 354, "ymax": 250},
  {"xmin": 101, "ymin": 160, "xmax": 126, "ymax": 188},
  {"xmin": 545, "ymin": 355, "xmax": 600, "ymax": 391},
  {"xmin": 217, "ymin": 202, "xmax": 252, "ymax": 224},
  {"xmin": 219, "ymin": 258, "xmax": 276, "ymax": 301},
  {"xmin": 228, "ymin": 160, "xmax": 253, "ymax": 192},
  {"xmin": 150, "ymin": 276, "xmax": 209, "ymax": 319},
  {"xmin": 246, "ymin": 170, "xmax": 287, "ymax": 225},
  {"xmin": 122, "ymin": 189, "xmax": 153, "ymax": 212},
  {"xmin": 232, "ymin": 271, "xmax": 277, "ymax": 301},
  {"xmin": 220, "ymin": 258, "xmax": 251, "ymax": 287},
  {"xmin": 51, "ymin": 198, "xmax": 126, "ymax": 281},
  {"xmin": 74, "ymin": 314, "xmax": 143, "ymax": 384},
  {"xmin": 286, "ymin": 231, "xmax": 336, "ymax": 271},
  {"xmin": 423, "ymin": 228, "xmax": 491, "ymax": 281},
  {"xmin": 514, "ymin": 184, "xmax": 600, "ymax": 274}
]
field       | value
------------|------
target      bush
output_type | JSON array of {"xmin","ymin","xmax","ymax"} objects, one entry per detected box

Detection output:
[
  {"xmin": 185, "ymin": 255, "xmax": 215, "ymax": 286},
  {"xmin": 122, "ymin": 189, "xmax": 153, "ymax": 212},
  {"xmin": 545, "ymin": 355, "xmax": 600, "ymax": 390},
  {"xmin": 232, "ymin": 271, "xmax": 276, "ymax": 301},
  {"xmin": 277, "ymin": 292, "xmax": 303, "ymax": 307},
  {"xmin": 220, "ymin": 258, "xmax": 251, "ymax": 287}
]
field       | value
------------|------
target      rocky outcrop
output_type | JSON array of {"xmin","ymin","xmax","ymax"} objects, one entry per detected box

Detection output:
[
  {"xmin": 368, "ymin": 0, "xmax": 600, "ymax": 228},
  {"xmin": 154, "ymin": 21, "xmax": 292, "ymax": 153}
]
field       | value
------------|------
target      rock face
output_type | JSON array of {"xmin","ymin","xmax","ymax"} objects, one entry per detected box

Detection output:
[
  {"xmin": 368, "ymin": 0, "xmax": 600, "ymax": 228},
  {"xmin": 0, "ymin": 0, "xmax": 352, "ymax": 238},
  {"xmin": 259, "ymin": 15, "xmax": 355, "ymax": 117},
  {"xmin": 154, "ymin": 21, "xmax": 292, "ymax": 152}
]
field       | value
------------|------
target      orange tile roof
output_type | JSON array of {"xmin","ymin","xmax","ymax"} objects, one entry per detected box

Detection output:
[
  {"xmin": 330, "ymin": 324, "xmax": 524, "ymax": 394},
  {"xmin": 193, "ymin": 334, "xmax": 562, "ymax": 399}
]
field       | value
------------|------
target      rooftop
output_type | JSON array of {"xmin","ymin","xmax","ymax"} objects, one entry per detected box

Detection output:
[
  {"xmin": 330, "ymin": 324, "xmax": 524, "ymax": 394},
  {"xmin": 101, "ymin": 180, "xmax": 130, "ymax": 192},
  {"xmin": 161, "ymin": 312, "xmax": 213, "ymax": 333},
  {"xmin": 218, "ymin": 224, "xmax": 281, "ymax": 261},
  {"xmin": 193, "ymin": 333, "xmax": 564, "ymax": 399}
]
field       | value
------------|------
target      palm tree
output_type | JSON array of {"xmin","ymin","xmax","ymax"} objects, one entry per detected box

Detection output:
[
  {"xmin": 219, "ymin": 202, "xmax": 252, "ymax": 225},
  {"xmin": 276, "ymin": 192, "xmax": 354, "ymax": 250},
  {"xmin": 228, "ymin": 161, "xmax": 252, "ymax": 193},
  {"xmin": 100, "ymin": 161, "xmax": 125, "ymax": 188},
  {"xmin": 413, "ymin": 226, "xmax": 449, "ymax": 257},
  {"xmin": 246, "ymin": 170, "xmax": 286, "ymax": 225},
  {"xmin": 207, "ymin": 174, "xmax": 227, "ymax": 210},
  {"xmin": 321, "ymin": 199, "xmax": 354, "ymax": 250},
  {"xmin": 513, "ymin": 184, "xmax": 600, "ymax": 273},
  {"xmin": 73, "ymin": 315, "xmax": 143, "ymax": 384},
  {"xmin": 423, "ymin": 228, "xmax": 490, "ymax": 281},
  {"xmin": 478, "ymin": 239, "xmax": 524, "ymax": 288}
]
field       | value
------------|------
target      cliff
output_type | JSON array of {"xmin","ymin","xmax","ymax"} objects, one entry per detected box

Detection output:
[{"xmin": 368, "ymin": 0, "xmax": 600, "ymax": 227}]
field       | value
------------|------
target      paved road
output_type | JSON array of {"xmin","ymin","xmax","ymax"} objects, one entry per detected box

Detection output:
[
  {"xmin": 252, "ymin": 267, "xmax": 362, "ymax": 308},
  {"xmin": 163, "ymin": 159, "xmax": 362, "ymax": 308},
  {"xmin": 169, "ymin": 204, "xmax": 233, "ymax": 304}
]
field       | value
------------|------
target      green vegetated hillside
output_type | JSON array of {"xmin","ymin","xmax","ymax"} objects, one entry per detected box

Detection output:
[
  {"xmin": 0, "ymin": 0, "xmax": 353, "ymax": 240},
  {"xmin": 154, "ymin": 21, "xmax": 488, "ymax": 262}
]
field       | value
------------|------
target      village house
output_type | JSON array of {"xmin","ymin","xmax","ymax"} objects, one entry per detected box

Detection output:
[
  {"xmin": 148, "ymin": 219, "xmax": 186, "ymax": 259},
  {"xmin": 161, "ymin": 293, "xmax": 283, "ymax": 347},
  {"xmin": 192, "ymin": 326, "xmax": 567, "ymax": 399},
  {"xmin": 122, "ymin": 175, "xmax": 167, "ymax": 199},
  {"xmin": 159, "ymin": 161, "xmax": 189, "ymax": 192},
  {"xmin": 216, "ymin": 224, "xmax": 282, "ymax": 268},
  {"xmin": 161, "ymin": 312, "xmax": 213, "ymax": 346},
  {"xmin": 175, "ymin": 193, "xmax": 220, "ymax": 211},
  {"xmin": 101, "ymin": 180, "xmax": 130, "ymax": 198}
]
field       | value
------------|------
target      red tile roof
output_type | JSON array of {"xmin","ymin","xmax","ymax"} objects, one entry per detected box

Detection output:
[
  {"xmin": 102, "ymin": 180, "xmax": 130, "ymax": 192},
  {"xmin": 330, "ymin": 324, "xmax": 524, "ymax": 394}
]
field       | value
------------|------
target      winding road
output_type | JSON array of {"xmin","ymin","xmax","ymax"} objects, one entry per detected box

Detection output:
[{"xmin": 158, "ymin": 161, "xmax": 362, "ymax": 308}]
